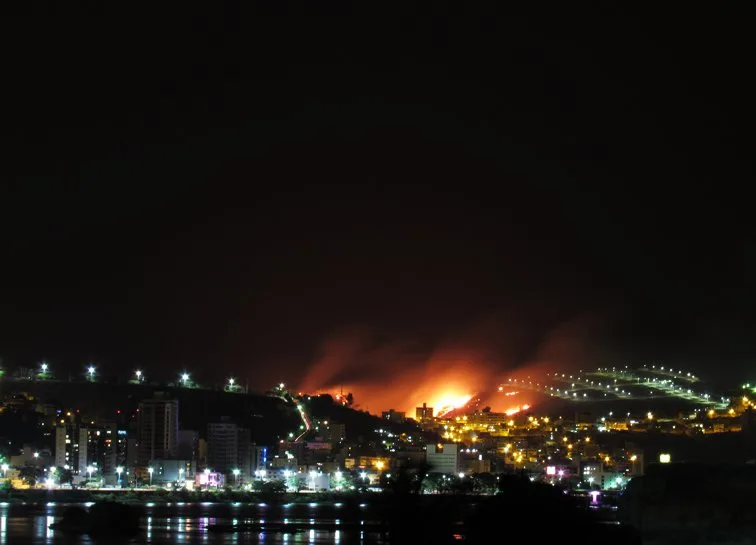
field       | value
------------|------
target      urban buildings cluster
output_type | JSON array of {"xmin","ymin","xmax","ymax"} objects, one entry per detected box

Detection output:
[{"xmin": 1, "ymin": 361, "xmax": 755, "ymax": 495}]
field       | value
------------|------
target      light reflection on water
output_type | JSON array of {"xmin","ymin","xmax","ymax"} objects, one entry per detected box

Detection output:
[{"xmin": 0, "ymin": 502, "xmax": 379, "ymax": 544}]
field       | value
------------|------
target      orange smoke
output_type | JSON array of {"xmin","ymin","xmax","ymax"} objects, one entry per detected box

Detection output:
[{"xmin": 295, "ymin": 313, "xmax": 610, "ymax": 416}]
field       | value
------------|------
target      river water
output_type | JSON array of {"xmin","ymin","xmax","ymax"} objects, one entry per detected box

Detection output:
[{"xmin": 0, "ymin": 501, "xmax": 383, "ymax": 544}]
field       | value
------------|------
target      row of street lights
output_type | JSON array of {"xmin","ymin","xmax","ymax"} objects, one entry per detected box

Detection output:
[{"xmin": 33, "ymin": 364, "xmax": 245, "ymax": 390}]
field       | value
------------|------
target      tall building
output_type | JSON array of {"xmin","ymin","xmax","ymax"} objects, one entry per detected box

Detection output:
[
  {"xmin": 250, "ymin": 444, "xmax": 269, "ymax": 473},
  {"xmin": 416, "ymin": 403, "xmax": 434, "ymax": 423},
  {"xmin": 207, "ymin": 417, "xmax": 251, "ymax": 476},
  {"xmin": 137, "ymin": 393, "xmax": 179, "ymax": 466},
  {"xmin": 54, "ymin": 417, "xmax": 89, "ymax": 473},
  {"xmin": 86, "ymin": 420, "xmax": 128, "ymax": 482},
  {"xmin": 54, "ymin": 426, "xmax": 67, "ymax": 467}
]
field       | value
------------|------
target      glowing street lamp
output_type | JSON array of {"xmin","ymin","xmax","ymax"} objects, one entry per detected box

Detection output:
[
  {"xmin": 1, "ymin": 463, "xmax": 8, "ymax": 477},
  {"xmin": 86, "ymin": 466, "xmax": 94, "ymax": 480},
  {"xmin": 135, "ymin": 370, "xmax": 143, "ymax": 382},
  {"xmin": 181, "ymin": 373, "xmax": 190, "ymax": 386},
  {"xmin": 228, "ymin": 377, "xmax": 235, "ymax": 386},
  {"xmin": 232, "ymin": 468, "xmax": 241, "ymax": 486},
  {"xmin": 116, "ymin": 466, "xmax": 123, "ymax": 486},
  {"xmin": 148, "ymin": 467, "xmax": 154, "ymax": 485},
  {"xmin": 40, "ymin": 362, "xmax": 49, "ymax": 375},
  {"xmin": 87, "ymin": 366, "xmax": 96, "ymax": 380}
]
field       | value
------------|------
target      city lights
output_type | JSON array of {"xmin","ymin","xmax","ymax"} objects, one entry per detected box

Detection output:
[{"xmin": 148, "ymin": 466, "xmax": 154, "ymax": 485}]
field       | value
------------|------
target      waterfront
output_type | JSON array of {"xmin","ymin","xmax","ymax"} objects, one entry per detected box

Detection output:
[
  {"xmin": 0, "ymin": 496, "xmax": 620, "ymax": 544},
  {"xmin": 0, "ymin": 501, "xmax": 385, "ymax": 544}
]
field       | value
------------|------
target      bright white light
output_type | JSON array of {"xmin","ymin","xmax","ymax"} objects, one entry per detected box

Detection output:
[
  {"xmin": 259, "ymin": 469, "xmax": 266, "ymax": 477},
  {"xmin": 148, "ymin": 467, "xmax": 154, "ymax": 474},
  {"xmin": 309, "ymin": 470, "xmax": 317, "ymax": 479},
  {"xmin": 659, "ymin": 453, "xmax": 671, "ymax": 464},
  {"xmin": 458, "ymin": 472, "xmax": 465, "ymax": 479},
  {"xmin": 87, "ymin": 366, "xmax": 95, "ymax": 376},
  {"xmin": 41, "ymin": 363, "xmax": 48, "ymax": 372},
  {"xmin": 279, "ymin": 382, "xmax": 285, "ymax": 389},
  {"xmin": 135, "ymin": 370, "xmax": 142, "ymax": 378},
  {"xmin": 228, "ymin": 378, "xmax": 235, "ymax": 385},
  {"xmin": 283, "ymin": 470, "xmax": 292, "ymax": 478},
  {"xmin": 116, "ymin": 466, "xmax": 123, "ymax": 474},
  {"xmin": 360, "ymin": 472, "xmax": 367, "ymax": 480},
  {"xmin": 204, "ymin": 468, "xmax": 211, "ymax": 475},
  {"xmin": 334, "ymin": 471, "xmax": 342, "ymax": 479},
  {"xmin": 232, "ymin": 468, "xmax": 241, "ymax": 476},
  {"xmin": 181, "ymin": 373, "xmax": 190, "ymax": 382}
]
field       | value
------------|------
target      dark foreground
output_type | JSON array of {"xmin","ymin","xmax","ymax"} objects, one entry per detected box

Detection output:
[{"xmin": 0, "ymin": 484, "xmax": 639, "ymax": 544}]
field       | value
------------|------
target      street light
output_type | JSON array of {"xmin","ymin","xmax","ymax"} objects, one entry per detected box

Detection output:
[
  {"xmin": 232, "ymin": 468, "xmax": 241, "ymax": 486},
  {"xmin": 135, "ymin": 370, "xmax": 142, "ymax": 381},
  {"xmin": 41, "ymin": 362, "xmax": 48, "ymax": 373},
  {"xmin": 1, "ymin": 463, "xmax": 8, "ymax": 477},
  {"xmin": 86, "ymin": 466, "xmax": 94, "ymax": 480},
  {"xmin": 116, "ymin": 466, "xmax": 123, "ymax": 486},
  {"xmin": 148, "ymin": 467, "xmax": 154, "ymax": 485},
  {"xmin": 87, "ymin": 366, "xmax": 96, "ymax": 379},
  {"xmin": 228, "ymin": 378, "xmax": 235, "ymax": 386},
  {"xmin": 181, "ymin": 373, "xmax": 190, "ymax": 385}
]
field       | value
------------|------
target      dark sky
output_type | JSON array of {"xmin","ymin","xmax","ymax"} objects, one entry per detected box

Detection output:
[{"xmin": 1, "ymin": 13, "xmax": 754, "ymax": 388}]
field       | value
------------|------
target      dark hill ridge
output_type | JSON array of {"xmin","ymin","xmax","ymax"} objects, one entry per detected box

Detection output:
[{"xmin": 0, "ymin": 380, "xmax": 299, "ymax": 443}]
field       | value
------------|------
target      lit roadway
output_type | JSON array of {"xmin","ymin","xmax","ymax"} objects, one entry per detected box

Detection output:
[{"xmin": 503, "ymin": 367, "xmax": 730, "ymax": 407}]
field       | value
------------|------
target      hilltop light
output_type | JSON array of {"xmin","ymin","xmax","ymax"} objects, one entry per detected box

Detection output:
[
  {"xmin": 228, "ymin": 378, "xmax": 235, "ymax": 385},
  {"xmin": 41, "ymin": 362, "xmax": 48, "ymax": 372},
  {"xmin": 181, "ymin": 373, "xmax": 190, "ymax": 383},
  {"xmin": 87, "ymin": 366, "xmax": 96, "ymax": 377}
]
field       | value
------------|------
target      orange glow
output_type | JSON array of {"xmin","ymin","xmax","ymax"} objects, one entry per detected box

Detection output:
[
  {"xmin": 504, "ymin": 404, "xmax": 530, "ymax": 416},
  {"xmin": 433, "ymin": 393, "xmax": 474, "ymax": 417}
]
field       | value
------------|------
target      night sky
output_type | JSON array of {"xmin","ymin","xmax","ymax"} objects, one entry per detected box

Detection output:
[{"xmin": 1, "ymin": 14, "xmax": 754, "ymax": 394}]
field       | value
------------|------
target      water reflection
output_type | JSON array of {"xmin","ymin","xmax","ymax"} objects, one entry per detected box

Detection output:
[{"xmin": 0, "ymin": 502, "xmax": 376, "ymax": 544}]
